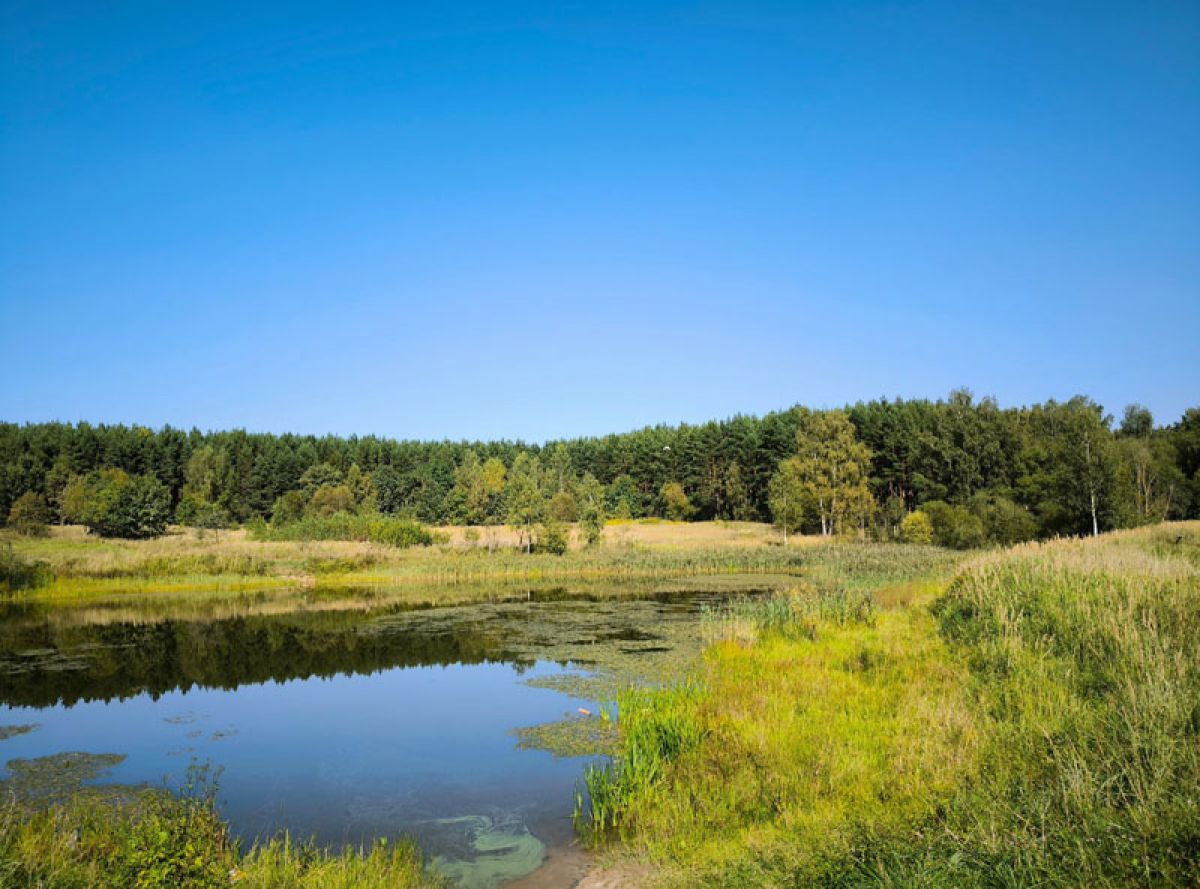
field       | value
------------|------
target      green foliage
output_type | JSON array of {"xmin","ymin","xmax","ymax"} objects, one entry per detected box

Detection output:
[
  {"xmin": 506, "ymin": 453, "xmax": 544, "ymax": 552},
  {"xmin": 922, "ymin": 500, "xmax": 987, "ymax": 549},
  {"xmin": 767, "ymin": 459, "xmax": 806, "ymax": 535},
  {"xmin": 575, "ymin": 683, "xmax": 706, "ymax": 841},
  {"xmin": 969, "ymin": 493, "xmax": 1037, "ymax": 544},
  {"xmin": 373, "ymin": 465, "xmax": 410, "ymax": 515},
  {"xmin": 307, "ymin": 484, "xmax": 354, "ymax": 517},
  {"xmin": 606, "ymin": 474, "xmax": 643, "ymax": 520},
  {"xmin": 772, "ymin": 410, "xmax": 874, "ymax": 536},
  {"xmin": 2, "ymin": 393, "xmax": 1199, "ymax": 537},
  {"xmin": 250, "ymin": 512, "xmax": 434, "ymax": 547},
  {"xmin": 7, "ymin": 491, "xmax": 51, "ymax": 536},
  {"xmin": 271, "ymin": 489, "xmax": 308, "ymax": 524},
  {"xmin": 0, "ymin": 770, "xmax": 444, "ymax": 888},
  {"xmin": 660, "ymin": 482, "xmax": 696, "ymax": 521},
  {"xmin": 74, "ymin": 470, "xmax": 171, "ymax": 539},
  {"xmin": 0, "ymin": 543, "xmax": 49, "ymax": 593},
  {"xmin": 578, "ymin": 473, "xmax": 606, "ymax": 546},
  {"xmin": 899, "ymin": 509, "xmax": 933, "ymax": 544},
  {"xmin": 536, "ymin": 517, "xmax": 570, "ymax": 555},
  {"xmin": 723, "ymin": 462, "xmax": 754, "ymax": 521},
  {"xmin": 547, "ymin": 490, "xmax": 578, "ymax": 523}
]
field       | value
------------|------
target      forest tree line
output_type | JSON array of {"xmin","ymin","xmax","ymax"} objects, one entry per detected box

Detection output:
[{"xmin": 1, "ymin": 391, "xmax": 1197, "ymax": 544}]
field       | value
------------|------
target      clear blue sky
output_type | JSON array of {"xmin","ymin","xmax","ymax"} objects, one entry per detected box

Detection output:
[{"xmin": 2, "ymin": 1, "xmax": 1197, "ymax": 441}]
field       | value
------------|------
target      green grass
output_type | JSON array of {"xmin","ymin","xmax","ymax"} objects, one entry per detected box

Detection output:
[
  {"xmin": 0, "ymin": 769, "xmax": 446, "ymax": 889},
  {"xmin": 576, "ymin": 522, "xmax": 1200, "ymax": 888}
]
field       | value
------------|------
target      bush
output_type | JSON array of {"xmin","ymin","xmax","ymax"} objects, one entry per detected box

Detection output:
[
  {"xmin": 899, "ymin": 510, "xmax": 933, "ymax": 544},
  {"xmin": 7, "ymin": 492, "xmax": 50, "ymax": 536},
  {"xmin": 307, "ymin": 484, "xmax": 354, "ymax": 517},
  {"xmin": 923, "ymin": 501, "xmax": 987, "ymax": 549},
  {"xmin": 969, "ymin": 494, "xmax": 1038, "ymax": 545},
  {"xmin": 547, "ymin": 491, "xmax": 579, "ymax": 522},
  {"xmin": 271, "ymin": 490, "xmax": 308, "ymax": 524},
  {"xmin": 249, "ymin": 512, "xmax": 433, "ymax": 548},
  {"xmin": 176, "ymin": 494, "xmax": 231, "ymax": 530},
  {"xmin": 77, "ymin": 471, "xmax": 171, "ymax": 539},
  {"xmin": 660, "ymin": 482, "xmax": 696, "ymax": 521},
  {"xmin": 0, "ymin": 544, "xmax": 49, "ymax": 593},
  {"xmin": 536, "ymin": 518, "xmax": 570, "ymax": 555}
]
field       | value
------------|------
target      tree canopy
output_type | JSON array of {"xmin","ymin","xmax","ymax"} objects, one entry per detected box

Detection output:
[{"xmin": 0, "ymin": 392, "xmax": 1196, "ymax": 543}]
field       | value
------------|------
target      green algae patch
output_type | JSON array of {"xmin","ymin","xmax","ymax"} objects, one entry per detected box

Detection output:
[
  {"xmin": 427, "ymin": 814, "xmax": 546, "ymax": 889},
  {"xmin": 2, "ymin": 751, "xmax": 127, "ymax": 804},
  {"xmin": 513, "ymin": 713, "xmax": 618, "ymax": 758},
  {"xmin": 0, "ymin": 723, "xmax": 40, "ymax": 741}
]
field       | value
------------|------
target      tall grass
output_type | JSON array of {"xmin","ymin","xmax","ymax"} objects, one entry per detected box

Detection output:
[
  {"xmin": 579, "ymin": 522, "xmax": 1200, "ymax": 888},
  {"xmin": 575, "ymin": 683, "xmax": 707, "ymax": 841},
  {"xmin": 5, "ymin": 528, "xmax": 958, "ymax": 605},
  {"xmin": 0, "ymin": 543, "xmax": 48, "ymax": 593},
  {"xmin": 701, "ymin": 578, "xmax": 877, "ymax": 645},
  {"xmin": 247, "ymin": 514, "xmax": 435, "ymax": 547},
  {"xmin": 0, "ymin": 772, "xmax": 445, "ymax": 889}
]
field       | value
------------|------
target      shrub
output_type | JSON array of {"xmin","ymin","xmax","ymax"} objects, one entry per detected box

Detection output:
[
  {"xmin": 77, "ymin": 471, "xmax": 171, "ymax": 539},
  {"xmin": 580, "ymin": 502, "xmax": 605, "ymax": 547},
  {"xmin": 0, "ymin": 544, "xmax": 49, "ymax": 593},
  {"xmin": 176, "ymin": 494, "xmax": 231, "ymax": 530},
  {"xmin": 249, "ymin": 512, "xmax": 433, "ymax": 548},
  {"xmin": 969, "ymin": 494, "xmax": 1038, "ymax": 545},
  {"xmin": 899, "ymin": 510, "xmax": 933, "ymax": 544},
  {"xmin": 7, "ymin": 492, "xmax": 50, "ymax": 536},
  {"xmin": 660, "ymin": 482, "xmax": 696, "ymax": 521},
  {"xmin": 922, "ymin": 500, "xmax": 987, "ymax": 549},
  {"xmin": 307, "ymin": 484, "xmax": 354, "ymax": 517},
  {"xmin": 547, "ymin": 491, "xmax": 579, "ymax": 522},
  {"xmin": 537, "ymin": 518, "xmax": 570, "ymax": 555},
  {"xmin": 271, "ymin": 490, "xmax": 308, "ymax": 524}
]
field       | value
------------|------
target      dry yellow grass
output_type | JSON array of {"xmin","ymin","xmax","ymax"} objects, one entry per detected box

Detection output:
[
  {"xmin": 431, "ymin": 519, "xmax": 792, "ymax": 550},
  {"xmin": 2, "ymin": 520, "xmax": 824, "ymax": 606}
]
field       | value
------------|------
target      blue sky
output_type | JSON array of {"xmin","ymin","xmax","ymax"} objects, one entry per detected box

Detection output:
[{"xmin": 2, "ymin": 1, "xmax": 1197, "ymax": 441}]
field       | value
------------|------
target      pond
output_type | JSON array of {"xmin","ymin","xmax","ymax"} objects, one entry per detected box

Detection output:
[{"xmin": 0, "ymin": 590, "xmax": 745, "ymax": 888}]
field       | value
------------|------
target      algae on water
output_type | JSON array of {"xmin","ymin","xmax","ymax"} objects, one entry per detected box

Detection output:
[
  {"xmin": 0, "ymin": 723, "xmax": 40, "ymax": 741},
  {"xmin": 2, "ymin": 750, "xmax": 127, "ymax": 804},
  {"xmin": 427, "ymin": 814, "xmax": 546, "ymax": 889}
]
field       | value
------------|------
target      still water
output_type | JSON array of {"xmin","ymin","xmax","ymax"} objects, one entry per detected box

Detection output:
[{"xmin": 0, "ymin": 593, "xmax": 726, "ymax": 887}]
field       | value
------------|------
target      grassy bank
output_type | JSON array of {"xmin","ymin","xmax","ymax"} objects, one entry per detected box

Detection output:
[
  {"xmin": 0, "ymin": 773, "xmax": 445, "ymax": 889},
  {"xmin": 0, "ymin": 523, "xmax": 959, "ymax": 608},
  {"xmin": 579, "ymin": 522, "xmax": 1200, "ymax": 887}
]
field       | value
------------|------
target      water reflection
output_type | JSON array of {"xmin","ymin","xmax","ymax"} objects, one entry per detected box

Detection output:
[{"xmin": 0, "ymin": 591, "xmax": 747, "ymax": 888}]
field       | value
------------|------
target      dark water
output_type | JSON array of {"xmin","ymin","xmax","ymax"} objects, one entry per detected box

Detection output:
[{"xmin": 0, "ymin": 594, "xmax": 722, "ymax": 888}]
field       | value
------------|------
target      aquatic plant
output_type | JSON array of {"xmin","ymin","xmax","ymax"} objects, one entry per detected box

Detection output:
[{"xmin": 574, "ymin": 682, "xmax": 707, "ymax": 841}]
